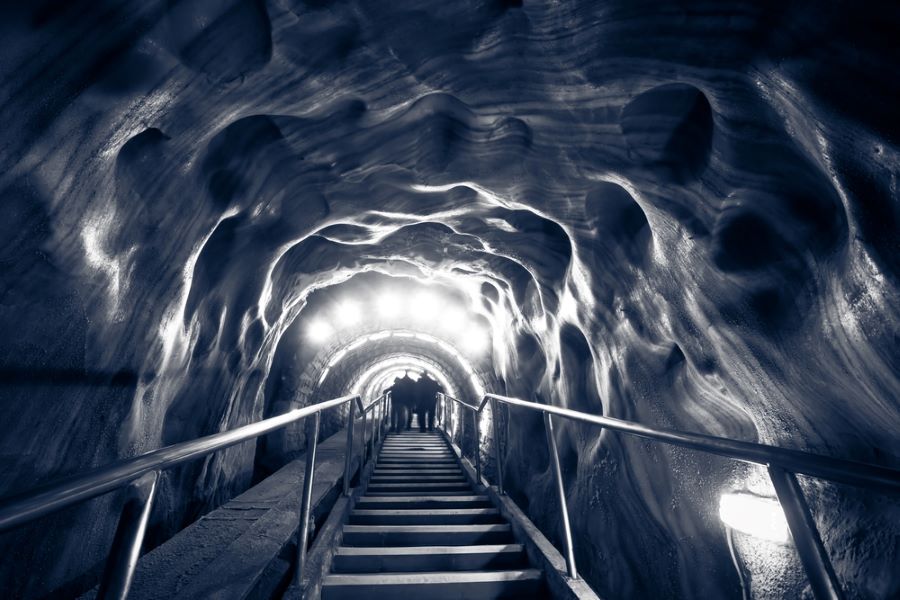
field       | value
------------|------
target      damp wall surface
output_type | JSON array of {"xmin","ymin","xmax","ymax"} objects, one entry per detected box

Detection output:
[{"xmin": 0, "ymin": 1, "xmax": 898, "ymax": 598}]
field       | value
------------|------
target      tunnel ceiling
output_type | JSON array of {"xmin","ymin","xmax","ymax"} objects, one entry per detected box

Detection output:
[{"xmin": 1, "ymin": 1, "xmax": 899, "ymax": 599}]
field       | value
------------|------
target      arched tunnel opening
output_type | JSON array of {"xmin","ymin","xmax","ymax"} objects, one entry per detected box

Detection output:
[
  {"xmin": 0, "ymin": 2, "xmax": 899, "ymax": 599},
  {"xmin": 253, "ymin": 272, "xmax": 499, "ymax": 482}
]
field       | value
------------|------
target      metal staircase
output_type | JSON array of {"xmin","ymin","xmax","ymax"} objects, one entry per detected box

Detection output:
[{"xmin": 321, "ymin": 431, "xmax": 547, "ymax": 599}]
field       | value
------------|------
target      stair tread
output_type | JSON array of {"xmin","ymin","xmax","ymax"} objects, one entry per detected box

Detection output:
[
  {"xmin": 344, "ymin": 524, "xmax": 510, "ymax": 532},
  {"xmin": 368, "ymin": 482, "xmax": 470, "ymax": 487},
  {"xmin": 378, "ymin": 456, "xmax": 456, "ymax": 465},
  {"xmin": 373, "ymin": 468, "xmax": 462, "ymax": 472},
  {"xmin": 323, "ymin": 569, "xmax": 542, "ymax": 585},
  {"xmin": 336, "ymin": 543, "xmax": 522, "ymax": 556},
  {"xmin": 375, "ymin": 465, "xmax": 461, "ymax": 469},
  {"xmin": 381, "ymin": 445, "xmax": 447, "ymax": 448},
  {"xmin": 351, "ymin": 508, "xmax": 499, "ymax": 516},
  {"xmin": 367, "ymin": 491, "xmax": 475, "ymax": 496},
  {"xmin": 359, "ymin": 496, "xmax": 488, "ymax": 502},
  {"xmin": 370, "ymin": 476, "xmax": 466, "ymax": 481},
  {"xmin": 380, "ymin": 451, "xmax": 448, "ymax": 454}
]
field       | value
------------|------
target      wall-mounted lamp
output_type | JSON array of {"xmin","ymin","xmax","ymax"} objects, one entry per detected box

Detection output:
[{"xmin": 719, "ymin": 491, "xmax": 789, "ymax": 544}]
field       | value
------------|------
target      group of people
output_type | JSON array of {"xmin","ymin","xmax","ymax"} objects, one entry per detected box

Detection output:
[{"xmin": 386, "ymin": 371, "xmax": 444, "ymax": 432}]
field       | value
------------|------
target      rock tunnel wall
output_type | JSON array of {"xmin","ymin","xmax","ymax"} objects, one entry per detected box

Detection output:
[{"xmin": 0, "ymin": 1, "xmax": 898, "ymax": 598}]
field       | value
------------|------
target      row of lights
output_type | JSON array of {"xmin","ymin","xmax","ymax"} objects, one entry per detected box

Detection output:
[{"xmin": 306, "ymin": 290, "xmax": 490, "ymax": 354}]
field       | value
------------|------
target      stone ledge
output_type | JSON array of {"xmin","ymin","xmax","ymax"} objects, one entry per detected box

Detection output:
[{"xmin": 80, "ymin": 422, "xmax": 376, "ymax": 600}]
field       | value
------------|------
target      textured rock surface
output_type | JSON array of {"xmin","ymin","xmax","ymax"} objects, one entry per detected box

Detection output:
[{"xmin": 0, "ymin": 1, "xmax": 898, "ymax": 598}]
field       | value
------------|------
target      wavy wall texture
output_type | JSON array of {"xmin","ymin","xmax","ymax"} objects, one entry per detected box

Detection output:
[{"xmin": 0, "ymin": 1, "xmax": 898, "ymax": 598}]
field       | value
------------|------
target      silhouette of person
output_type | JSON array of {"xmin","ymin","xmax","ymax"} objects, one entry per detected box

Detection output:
[
  {"xmin": 388, "ymin": 371, "xmax": 417, "ymax": 432},
  {"xmin": 416, "ymin": 371, "xmax": 442, "ymax": 432}
]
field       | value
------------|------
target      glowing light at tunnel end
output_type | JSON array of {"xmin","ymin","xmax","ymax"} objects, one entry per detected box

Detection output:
[
  {"xmin": 307, "ymin": 319, "xmax": 333, "ymax": 342},
  {"xmin": 311, "ymin": 328, "xmax": 487, "ymax": 399},
  {"xmin": 335, "ymin": 300, "xmax": 362, "ymax": 326}
]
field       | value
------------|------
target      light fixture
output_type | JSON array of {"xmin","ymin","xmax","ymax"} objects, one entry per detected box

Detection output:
[
  {"xmin": 460, "ymin": 325, "xmax": 489, "ymax": 354},
  {"xmin": 376, "ymin": 292, "xmax": 402, "ymax": 318},
  {"xmin": 412, "ymin": 291, "xmax": 442, "ymax": 320},
  {"xmin": 719, "ymin": 492, "xmax": 789, "ymax": 543},
  {"xmin": 440, "ymin": 307, "xmax": 466, "ymax": 331},
  {"xmin": 307, "ymin": 319, "xmax": 333, "ymax": 343},
  {"xmin": 335, "ymin": 300, "xmax": 362, "ymax": 326}
]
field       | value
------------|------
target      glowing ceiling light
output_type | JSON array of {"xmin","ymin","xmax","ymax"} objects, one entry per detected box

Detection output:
[
  {"xmin": 441, "ymin": 307, "xmax": 466, "ymax": 331},
  {"xmin": 461, "ymin": 325, "xmax": 490, "ymax": 355},
  {"xmin": 719, "ymin": 492, "xmax": 789, "ymax": 543},
  {"xmin": 412, "ymin": 291, "xmax": 442, "ymax": 320},
  {"xmin": 377, "ymin": 292, "xmax": 402, "ymax": 318},
  {"xmin": 335, "ymin": 300, "xmax": 362, "ymax": 326},
  {"xmin": 307, "ymin": 319, "xmax": 333, "ymax": 343}
]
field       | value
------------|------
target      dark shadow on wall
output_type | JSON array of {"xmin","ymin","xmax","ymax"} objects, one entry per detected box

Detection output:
[{"xmin": 0, "ymin": 368, "xmax": 139, "ymax": 387}]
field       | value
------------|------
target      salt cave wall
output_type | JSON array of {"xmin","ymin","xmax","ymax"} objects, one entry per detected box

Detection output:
[{"xmin": 1, "ymin": 1, "xmax": 899, "ymax": 598}]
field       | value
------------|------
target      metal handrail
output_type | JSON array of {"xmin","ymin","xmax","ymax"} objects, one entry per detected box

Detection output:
[
  {"xmin": 0, "ymin": 392, "xmax": 391, "ymax": 600},
  {"xmin": 436, "ymin": 392, "xmax": 900, "ymax": 600}
]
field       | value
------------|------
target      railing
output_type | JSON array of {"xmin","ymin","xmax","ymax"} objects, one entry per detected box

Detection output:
[
  {"xmin": 0, "ymin": 392, "xmax": 392, "ymax": 600},
  {"xmin": 436, "ymin": 392, "xmax": 900, "ymax": 600}
]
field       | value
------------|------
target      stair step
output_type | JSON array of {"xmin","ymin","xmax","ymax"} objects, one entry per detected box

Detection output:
[
  {"xmin": 378, "ymin": 459, "xmax": 455, "ymax": 463},
  {"xmin": 381, "ymin": 443, "xmax": 446, "ymax": 445},
  {"xmin": 367, "ymin": 482, "xmax": 471, "ymax": 492},
  {"xmin": 332, "ymin": 544, "xmax": 526, "ymax": 573},
  {"xmin": 379, "ymin": 452, "xmax": 454, "ymax": 457},
  {"xmin": 380, "ymin": 453, "xmax": 452, "ymax": 456},
  {"xmin": 380, "ymin": 447, "xmax": 448, "ymax": 450},
  {"xmin": 342, "ymin": 524, "xmax": 512, "ymax": 546},
  {"xmin": 380, "ymin": 446, "xmax": 449, "ymax": 449},
  {"xmin": 381, "ymin": 443, "xmax": 448, "ymax": 447},
  {"xmin": 369, "ymin": 491, "xmax": 476, "ymax": 497},
  {"xmin": 349, "ymin": 508, "xmax": 501, "ymax": 525},
  {"xmin": 373, "ymin": 468, "xmax": 462, "ymax": 474},
  {"xmin": 370, "ymin": 475, "xmax": 466, "ymax": 482},
  {"xmin": 379, "ymin": 456, "xmax": 454, "ymax": 461},
  {"xmin": 321, "ymin": 569, "xmax": 545, "ymax": 600},
  {"xmin": 375, "ymin": 464, "xmax": 459, "ymax": 469},
  {"xmin": 366, "ymin": 487, "xmax": 470, "ymax": 494},
  {"xmin": 357, "ymin": 496, "xmax": 492, "ymax": 509},
  {"xmin": 377, "ymin": 460, "xmax": 457, "ymax": 465}
]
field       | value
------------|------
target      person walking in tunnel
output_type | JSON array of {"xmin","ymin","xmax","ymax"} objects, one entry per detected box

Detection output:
[
  {"xmin": 388, "ymin": 371, "xmax": 416, "ymax": 432},
  {"xmin": 416, "ymin": 371, "xmax": 443, "ymax": 432}
]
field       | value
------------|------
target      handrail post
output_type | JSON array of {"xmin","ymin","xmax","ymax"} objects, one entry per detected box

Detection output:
[
  {"xmin": 544, "ymin": 412, "xmax": 578, "ymax": 579},
  {"xmin": 343, "ymin": 399, "xmax": 357, "ymax": 496},
  {"xmin": 362, "ymin": 409, "xmax": 369, "ymax": 466},
  {"xmin": 380, "ymin": 397, "xmax": 385, "ymax": 438},
  {"xmin": 96, "ymin": 470, "xmax": 160, "ymax": 600},
  {"xmin": 450, "ymin": 400, "xmax": 455, "ymax": 442},
  {"xmin": 296, "ymin": 412, "xmax": 321, "ymax": 587},
  {"xmin": 374, "ymin": 398, "xmax": 381, "ymax": 449},
  {"xmin": 474, "ymin": 410, "xmax": 482, "ymax": 484},
  {"xmin": 490, "ymin": 397, "xmax": 504, "ymax": 495},
  {"xmin": 768, "ymin": 466, "xmax": 844, "ymax": 600}
]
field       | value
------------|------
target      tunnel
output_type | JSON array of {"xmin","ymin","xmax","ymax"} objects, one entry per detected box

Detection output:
[{"xmin": 0, "ymin": 1, "xmax": 898, "ymax": 599}]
